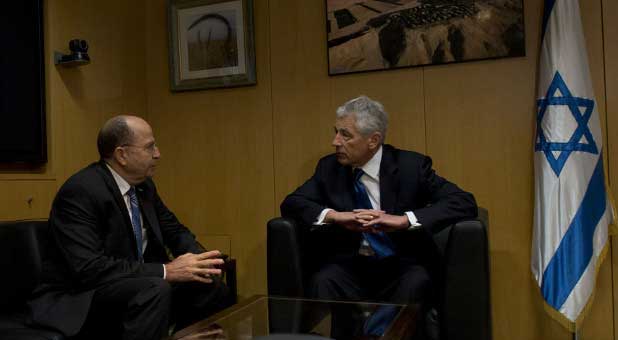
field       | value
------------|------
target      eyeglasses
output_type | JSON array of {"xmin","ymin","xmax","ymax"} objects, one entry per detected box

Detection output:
[{"xmin": 121, "ymin": 142, "xmax": 158, "ymax": 153}]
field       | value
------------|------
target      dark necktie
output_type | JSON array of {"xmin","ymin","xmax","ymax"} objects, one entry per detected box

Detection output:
[
  {"xmin": 353, "ymin": 169, "xmax": 395, "ymax": 258},
  {"xmin": 127, "ymin": 187, "xmax": 143, "ymax": 261}
]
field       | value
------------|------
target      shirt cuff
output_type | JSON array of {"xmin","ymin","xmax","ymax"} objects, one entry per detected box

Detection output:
[
  {"xmin": 314, "ymin": 208, "xmax": 333, "ymax": 225},
  {"xmin": 162, "ymin": 264, "xmax": 166, "ymax": 279},
  {"xmin": 405, "ymin": 211, "xmax": 422, "ymax": 230}
]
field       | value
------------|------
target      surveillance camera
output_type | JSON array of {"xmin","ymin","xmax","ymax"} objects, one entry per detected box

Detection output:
[
  {"xmin": 54, "ymin": 39, "xmax": 90, "ymax": 66},
  {"xmin": 69, "ymin": 39, "xmax": 88, "ymax": 53}
]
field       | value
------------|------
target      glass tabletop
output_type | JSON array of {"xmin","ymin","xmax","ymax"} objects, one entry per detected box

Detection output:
[{"xmin": 173, "ymin": 295, "xmax": 418, "ymax": 340}]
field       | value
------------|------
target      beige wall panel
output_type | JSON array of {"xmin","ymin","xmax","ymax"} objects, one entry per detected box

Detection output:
[
  {"xmin": 46, "ymin": 0, "xmax": 148, "ymax": 183},
  {"xmin": 425, "ymin": 0, "xmax": 613, "ymax": 338},
  {"xmin": 603, "ymin": 0, "xmax": 618, "ymax": 336},
  {"xmin": 270, "ymin": 0, "xmax": 425, "ymax": 207},
  {"xmin": 145, "ymin": 0, "xmax": 274, "ymax": 297},
  {"xmin": 194, "ymin": 234, "xmax": 232, "ymax": 257},
  {"xmin": 270, "ymin": 0, "xmax": 339, "ymax": 203},
  {"xmin": 0, "ymin": 180, "xmax": 56, "ymax": 220},
  {"xmin": 48, "ymin": 0, "xmax": 148, "ymax": 181}
]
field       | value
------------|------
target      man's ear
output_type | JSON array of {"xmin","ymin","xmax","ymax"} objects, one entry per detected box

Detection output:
[
  {"xmin": 113, "ymin": 147, "xmax": 128, "ymax": 166},
  {"xmin": 368, "ymin": 132, "xmax": 382, "ymax": 149}
]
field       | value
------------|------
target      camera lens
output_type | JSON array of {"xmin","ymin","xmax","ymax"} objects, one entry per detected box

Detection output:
[
  {"xmin": 69, "ymin": 39, "xmax": 88, "ymax": 53},
  {"xmin": 79, "ymin": 40, "xmax": 88, "ymax": 51}
]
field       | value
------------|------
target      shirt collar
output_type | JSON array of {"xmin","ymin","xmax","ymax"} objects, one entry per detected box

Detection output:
[
  {"xmin": 359, "ymin": 145, "xmax": 382, "ymax": 181},
  {"xmin": 105, "ymin": 163, "xmax": 132, "ymax": 196}
]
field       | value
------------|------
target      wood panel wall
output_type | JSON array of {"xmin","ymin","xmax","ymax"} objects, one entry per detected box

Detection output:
[
  {"xmin": 1, "ymin": 0, "xmax": 616, "ymax": 339},
  {"xmin": 145, "ymin": 0, "xmax": 275, "ymax": 296},
  {"xmin": 604, "ymin": 0, "xmax": 618, "ymax": 337}
]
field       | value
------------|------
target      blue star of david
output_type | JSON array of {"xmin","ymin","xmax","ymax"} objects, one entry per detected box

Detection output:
[{"xmin": 535, "ymin": 71, "xmax": 598, "ymax": 177}]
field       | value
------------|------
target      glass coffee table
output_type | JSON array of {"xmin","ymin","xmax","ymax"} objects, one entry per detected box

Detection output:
[{"xmin": 172, "ymin": 295, "xmax": 419, "ymax": 340}]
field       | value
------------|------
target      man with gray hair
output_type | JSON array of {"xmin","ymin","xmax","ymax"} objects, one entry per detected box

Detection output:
[{"xmin": 281, "ymin": 95, "xmax": 477, "ymax": 335}]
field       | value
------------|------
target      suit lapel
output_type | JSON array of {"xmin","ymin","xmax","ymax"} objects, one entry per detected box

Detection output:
[
  {"xmin": 334, "ymin": 165, "xmax": 356, "ymax": 211},
  {"xmin": 95, "ymin": 161, "xmax": 135, "ymax": 235},
  {"xmin": 379, "ymin": 145, "xmax": 399, "ymax": 214}
]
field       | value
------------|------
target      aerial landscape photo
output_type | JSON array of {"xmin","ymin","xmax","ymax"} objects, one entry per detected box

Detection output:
[{"xmin": 326, "ymin": 0, "xmax": 525, "ymax": 74}]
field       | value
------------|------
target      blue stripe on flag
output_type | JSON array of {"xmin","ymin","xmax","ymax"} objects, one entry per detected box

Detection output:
[
  {"xmin": 541, "ymin": 155, "xmax": 607, "ymax": 309},
  {"xmin": 541, "ymin": 0, "xmax": 557, "ymax": 40}
]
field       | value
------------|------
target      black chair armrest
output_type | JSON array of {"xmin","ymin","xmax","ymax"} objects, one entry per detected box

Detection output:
[
  {"xmin": 267, "ymin": 217, "xmax": 305, "ymax": 297},
  {"xmin": 195, "ymin": 241, "xmax": 238, "ymax": 305},
  {"xmin": 223, "ymin": 257, "xmax": 237, "ymax": 305},
  {"xmin": 441, "ymin": 214, "xmax": 491, "ymax": 340}
]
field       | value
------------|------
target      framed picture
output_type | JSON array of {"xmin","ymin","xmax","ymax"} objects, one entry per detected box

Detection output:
[
  {"xmin": 168, "ymin": 0, "xmax": 256, "ymax": 91},
  {"xmin": 325, "ymin": 0, "xmax": 525, "ymax": 75}
]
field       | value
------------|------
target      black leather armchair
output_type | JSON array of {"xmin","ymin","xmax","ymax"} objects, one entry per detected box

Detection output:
[
  {"xmin": 267, "ymin": 208, "xmax": 491, "ymax": 340},
  {"xmin": 0, "ymin": 220, "xmax": 65, "ymax": 340}
]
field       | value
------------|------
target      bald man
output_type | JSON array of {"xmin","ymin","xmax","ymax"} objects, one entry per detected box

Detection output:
[{"xmin": 27, "ymin": 116, "xmax": 230, "ymax": 340}]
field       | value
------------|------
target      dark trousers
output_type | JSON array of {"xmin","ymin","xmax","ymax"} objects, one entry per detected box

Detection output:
[
  {"xmin": 310, "ymin": 256, "xmax": 431, "ymax": 340},
  {"xmin": 311, "ymin": 256, "xmax": 431, "ymax": 304},
  {"xmin": 74, "ymin": 276, "xmax": 230, "ymax": 340}
]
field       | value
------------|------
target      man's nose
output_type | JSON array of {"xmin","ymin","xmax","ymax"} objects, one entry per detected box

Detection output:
[
  {"xmin": 153, "ymin": 146, "xmax": 161, "ymax": 159},
  {"xmin": 332, "ymin": 133, "xmax": 342, "ymax": 146}
]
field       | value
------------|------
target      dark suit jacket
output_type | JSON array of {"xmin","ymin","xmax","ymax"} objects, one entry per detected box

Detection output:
[
  {"xmin": 27, "ymin": 161, "xmax": 203, "ymax": 336},
  {"xmin": 280, "ymin": 144, "xmax": 477, "ymax": 265}
]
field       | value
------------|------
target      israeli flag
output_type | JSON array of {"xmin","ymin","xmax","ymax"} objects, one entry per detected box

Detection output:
[{"xmin": 531, "ymin": 0, "xmax": 615, "ymax": 330}]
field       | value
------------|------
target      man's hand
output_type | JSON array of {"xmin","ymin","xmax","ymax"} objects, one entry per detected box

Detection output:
[
  {"xmin": 353, "ymin": 209, "xmax": 410, "ymax": 232},
  {"xmin": 164, "ymin": 250, "xmax": 224, "ymax": 283},
  {"xmin": 182, "ymin": 324, "xmax": 225, "ymax": 339},
  {"xmin": 325, "ymin": 210, "xmax": 365, "ymax": 232}
]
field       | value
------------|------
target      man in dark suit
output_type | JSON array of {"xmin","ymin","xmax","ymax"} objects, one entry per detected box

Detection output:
[
  {"xmin": 28, "ymin": 115, "xmax": 230, "ymax": 340},
  {"xmin": 281, "ymin": 95, "xmax": 477, "ymax": 311}
]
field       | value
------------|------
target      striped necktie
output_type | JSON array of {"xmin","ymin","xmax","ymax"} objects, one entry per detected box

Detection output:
[{"xmin": 127, "ymin": 187, "xmax": 143, "ymax": 261}]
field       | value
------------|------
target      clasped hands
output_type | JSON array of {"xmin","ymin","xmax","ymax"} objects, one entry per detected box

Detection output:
[
  {"xmin": 164, "ymin": 250, "xmax": 224, "ymax": 284},
  {"xmin": 324, "ymin": 209, "xmax": 410, "ymax": 233}
]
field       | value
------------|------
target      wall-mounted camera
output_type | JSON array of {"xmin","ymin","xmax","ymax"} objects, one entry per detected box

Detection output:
[{"xmin": 54, "ymin": 39, "xmax": 90, "ymax": 67}]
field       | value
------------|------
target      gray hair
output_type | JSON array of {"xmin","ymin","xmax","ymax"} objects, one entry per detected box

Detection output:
[
  {"xmin": 336, "ymin": 95, "xmax": 388, "ymax": 142},
  {"xmin": 97, "ymin": 116, "xmax": 134, "ymax": 159}
]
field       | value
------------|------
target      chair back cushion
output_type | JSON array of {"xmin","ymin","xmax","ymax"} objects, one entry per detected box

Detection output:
[
  {"xmin": 0, "ymin": 221, "xmax": 46, "ymax": 311},
  {"xmin": 267, "ymin": 218, "xmax": 305, "ymax": 296}
]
